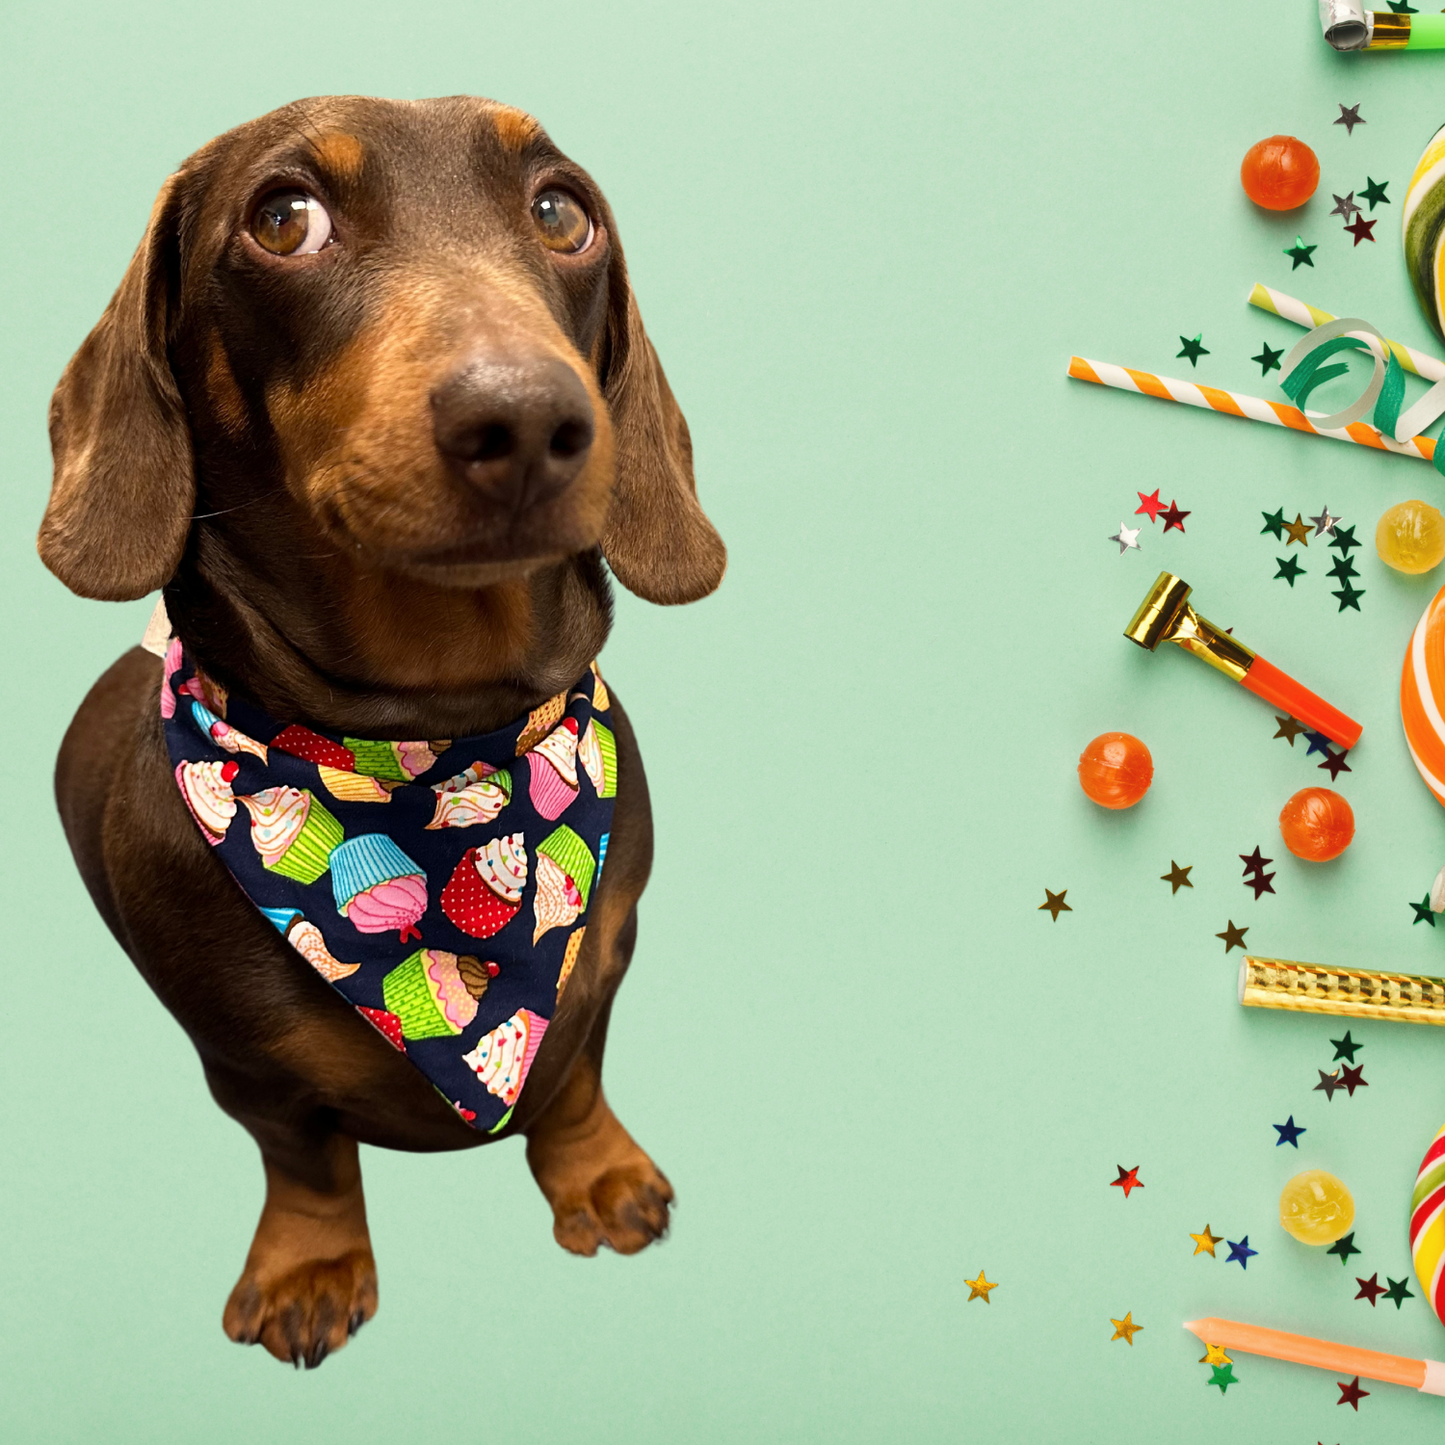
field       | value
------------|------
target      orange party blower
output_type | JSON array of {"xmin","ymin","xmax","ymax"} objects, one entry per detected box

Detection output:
[
  {"xmin": 1125, "ymin": 572, "xmax": 1362, "ymax": 749},
  {"xmin": 1184, "ymin": 1318, "xmax": 1445, "ymax": 1396}
]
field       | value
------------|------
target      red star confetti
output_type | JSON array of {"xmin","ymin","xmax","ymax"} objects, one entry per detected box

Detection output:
[
  {"xmin": 1136, "ymin": 489, "xmax": 1166, "ymax": 523},
  {"xmin": 1160, "ymin": 500, "xmax": 1190, "ymax": 533},
  {"xmin": 1345, "ymin": 215, "xmax": 1377, "ymax": 245},
  {"xmin": 1340, "ymin": 1063, "xmax": 1368, "ymax": 1096},
  {"xmin": 1355, "ymin": 1273, "xmax": 1386, "ymax": 1306},
  {"xmin": 1110, "ymin": 1165, "xmax": 1143, "ymax": 1198},
  {"xmin": 1337, "ymin": 1375, "xmax": 1369, "ymax": 1409}
]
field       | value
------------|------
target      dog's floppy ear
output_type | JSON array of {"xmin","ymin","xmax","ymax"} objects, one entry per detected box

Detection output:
[
  {"xmin": 599, "ymin": 249, "xmax": 725, "ymax": 605},
  {"xmin": 39, "ymin": 173, "xmax": 194, "ymax": 601}
]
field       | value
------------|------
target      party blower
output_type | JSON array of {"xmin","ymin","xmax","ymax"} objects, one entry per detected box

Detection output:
[{"xmin": 1125, "ymin": 572, "xmax": 1362, "ymax": 749}]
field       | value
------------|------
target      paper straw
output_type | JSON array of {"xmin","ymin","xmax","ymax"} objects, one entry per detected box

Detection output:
[
  {"xmin": 1184, "ymin": 1318, "xmax": 1444, "ymax": 1393},
  {"xmin": 1238, "ymin": 955, "xmax": 1445, "ymax": 1025},
  {"xmin": 1248, "ymin": 282, "xmax": 1445, "ymax": 382},
  {"xmin": 1067, "ymin": 356, "xmax": 1438, "ymax": 462}
]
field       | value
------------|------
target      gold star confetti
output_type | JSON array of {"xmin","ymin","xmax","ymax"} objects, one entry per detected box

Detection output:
[
  {"xmin": 1284, "ymin": 514, "xmax": 1311, "ymax": 546},
  {"xmin": 1110, "ymin": 1312, "xmax": 1143, "ymax": 1345},
  {"xmin": 1039, "ymin": 888, "xmax": 1072, "ymax": 921},
  {"xmin": 1190, "ymin": 1224, "xmax": 1222, "ymax": 1257},
  {"xmin": 965, "ymin": 1271, "xmax": 997, "ymax": 1302},
  {"xmin": 1199, "ymin": 1343, "xmax": 1232, "ymax": 1366}
]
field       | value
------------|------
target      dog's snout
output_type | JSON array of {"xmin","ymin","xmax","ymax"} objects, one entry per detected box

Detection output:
[{"xmin": 431, "ymin": 356, "xmax": 595, "ymax": 509}]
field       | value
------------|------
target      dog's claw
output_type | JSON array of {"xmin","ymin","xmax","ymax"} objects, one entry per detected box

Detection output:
[{"xmin": 223, "ymin": 1247, "xmax": 377, "ymax": 1367}]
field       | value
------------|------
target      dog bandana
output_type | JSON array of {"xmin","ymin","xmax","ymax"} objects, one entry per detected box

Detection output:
[{"xmin": 159, "ymin": 639, "xmax": 616, "ymax": 1134}]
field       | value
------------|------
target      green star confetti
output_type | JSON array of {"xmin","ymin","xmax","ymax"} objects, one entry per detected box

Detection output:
[
  {"xmin": 1285, "ymin": 236, "xmax": 1317, "ymax": 269},
  {"xmin": 1360, "ymin": 176, "xmax": 1391, "ymax": 210},
  {"xmin": 1331, "ymin": 1031, "xmax": 1361, "ymax": 1063},
  {"xmin": 1328, "ymin": 556, "xmax": 1359, "ymax": 581},
  {"xmin": 1252, "ymin": 343, "xmax": 1283, "ymax": 375},
  {"xmin": 1412, "ymin": 895, "xmax": 1436, "ymax": 926},
  {"xmin": 1328, "ymin": 1232, "xmax": 1361, "ymax": 1264},
  {"xmin": 1208, "ymin": 1364, "xmax": 1238, "ymax": 1393},
  {"xmin": 1261, "ymin": 507, "xmax": 1287, "ymax": 539},
  {"xmin": 1275, "ymin": 556, "xmax": 1306, "ymax": 586},
  {"xmin": 1384, "ymin": 1277, "xmax": 1415, "ymax": 1309},
  {"xmin": 1330, "ymin": 524, "xmax": 1361, "ymax": 554},
  {"xmin": 1333, "ymin": 580, "xmax": 1365, "ymax": 612},
  {"xmin": 1178, "ymin": 334, "xmax": 1209, "ymax": 366}
]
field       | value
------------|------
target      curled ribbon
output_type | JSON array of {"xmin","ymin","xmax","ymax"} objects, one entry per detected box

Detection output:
[{"xmin": 1281, "ymin": 317, "xmax": 1445, "ymax": 474}]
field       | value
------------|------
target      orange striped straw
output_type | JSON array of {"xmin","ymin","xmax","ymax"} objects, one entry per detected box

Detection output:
[
  {"xmin": 1184, "ymin": 1318, "xmax": 1445, "ymax": 1395},
  {"xmin": 1069, "ymin": 356, "xmax": 1438, "ymax": 462}
]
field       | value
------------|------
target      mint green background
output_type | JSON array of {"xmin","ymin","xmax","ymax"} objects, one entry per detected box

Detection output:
[{"xmin": 7, "ymin": 1, "xmax": 1445, "ymax": 1440}]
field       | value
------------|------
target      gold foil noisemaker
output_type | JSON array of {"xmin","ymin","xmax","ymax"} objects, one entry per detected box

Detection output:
[
  {"xmin": 1240, "ymin": 956, "xmax": 1445, "ymax": 1026},
  {"xmin": 1125, "ymin": 572, "xmax": 1363, "ymax": 750}
]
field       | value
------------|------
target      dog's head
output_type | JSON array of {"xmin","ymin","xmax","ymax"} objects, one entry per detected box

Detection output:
[{"xmin": 39, "ymin": 96, "xmax": 725, "ymax": 611}]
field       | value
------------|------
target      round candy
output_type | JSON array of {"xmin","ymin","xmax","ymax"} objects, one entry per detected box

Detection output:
[
  {"xmin": 1405, "ymin": 123, "xmax": 1445, "ymax": 342},
  {"xmin": 1400, "ymin": 583, "xmax": 1445, "ymax": 807},
  {"xmin": 1279, "ymin": 1169, "xmax": 1354, "ymax": 1245},
  {"xmin": 1077, "ymin": 733, "xmax": 1153, "ymax": 809},
  {"xmin": 1411, "ymin": 1122, "xmax": 1445, "ymax": 1325},
  {"xmin": 1278, "ymin": 787, "xmax": 1355, "ymax": 861},
  {"xmin": 1240, "ymin": 135, "xmax": 1319, "ymax": 210},
  {"xmin": 1377, "ymin": 499, "xmax": 1445, "ymax": 574}
]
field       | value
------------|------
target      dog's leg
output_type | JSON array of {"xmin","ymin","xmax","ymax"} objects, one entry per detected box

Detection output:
[
  {"xmin": 525, "ymin": 999, "xmax": 673, "ymax": 1257},
  {"xmin": 221, "ymin": 1117, "xmax": 377, "ymax": 1367}
]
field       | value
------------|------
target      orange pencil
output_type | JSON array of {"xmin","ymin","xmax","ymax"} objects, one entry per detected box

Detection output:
[{"xmin": 1184, "ymin": 1318, "xmax": 1445, "ymax": 1395}]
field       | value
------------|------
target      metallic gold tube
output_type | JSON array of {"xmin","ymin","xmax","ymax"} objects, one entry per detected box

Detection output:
[
  {"xmin": 1239, "ymin": 955, "xmax": 1445, "ymax": 1025},
  {"xmin": 1368, "ymin": 12, "xmax": 1412, "ymax": 47},
  {"xmin": 1123, "ymin": 572, "xmax": 1256, "ymax": 681}
]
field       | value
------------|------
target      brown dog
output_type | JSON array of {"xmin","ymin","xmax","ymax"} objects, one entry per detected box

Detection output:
[{"xmin": 39, "ymin": 95, "xmax": 724, "ymax": 1368}]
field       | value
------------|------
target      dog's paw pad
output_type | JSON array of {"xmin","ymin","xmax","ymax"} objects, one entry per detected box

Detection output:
[{"xmin": 223, "ymin": 1247, "xmax": 377, "ymax": 1366}]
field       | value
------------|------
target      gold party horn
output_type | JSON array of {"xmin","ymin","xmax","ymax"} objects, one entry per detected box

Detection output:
[
  {"xmin": 1125, "ymin": 572, "xmax": 1363, "ymax": 749},
  {"xmin": 1239, "ymin": 956, "xmax": 1445, "ymax": 1026}
]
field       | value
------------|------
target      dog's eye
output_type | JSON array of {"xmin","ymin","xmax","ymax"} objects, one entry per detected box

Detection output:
[
  {"xmin": 250, "ymin": 190, "xmax": 334, "ymax": 257},
  {"xmin": 531, "ymin": 189, "xmax": 592, "ymax": 254}
]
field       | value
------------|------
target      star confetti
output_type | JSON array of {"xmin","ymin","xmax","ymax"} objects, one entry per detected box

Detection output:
[
  {"xmin": 1240, "ymin": 846, "xmax": 1271, "ymax": 873},
  {"xmin": 1384, "ymin": 1276, "xmax": 1415, "ymax": 1308},
  {"xmin": 1330, "ymin": 523, "xmax": 1361, "ymax": 554},
  {"xmin": 1261, "ymin": 507, "xmax": 1287, "ymax": 539},
  {"xmin": 1273, "ymin": 715, "xmax": 1306, "ymax": 745},
  {"xmin": 1135, "ymin": 488, "xmax": 1166, "ymax": 522},
  {"xmin": 1190, "ymin": 1225, "xmax": 1223, "ymax": 1257},
  {"xmin": 1207, "ymin": 1363, "xmax": 1238, "ymax": 1393},
  {"xmin": 1110, "ymin": 1165, "xmax": 1143, "ymax": 1197},
  {"xmin": 1109, "ymin": 523, "xmax": 1141, "ymax": 555},
  {"xmin": 1178, "ymin": 334, "xmax": 1209, "ymax": 367},
  {"xmin": 1160, "ymin": 500, "xmax": 1190, "ymax": 533},
  {"xmin": 1338, "ymin": 1375, "xmax": 1369, "ymax": 1409},
  {"xmin": 1275, "ymin": 555, "xmax": 1306, "ymax": 586},
  {"xmin": 1333, "ymin": 580, "xmax": 1365, "ymax": 612},
  {"xmin": 1331, "ymin": 1031, "xmax": 1361, "ymax": 1064},
  {"xmin": 965, "ymin": 1270, "xmax": 997, "ymax": 1302},
  {"xmin": 1305, "ymin": 731, "xmax": 1332, "ymax": 758},
  {"xmin": 1284, "ymin": 514, "xmax": 1311, "ymax": 546},
  {"xmin": 1328, "ymin": 555, "xmax": 1359, "ymax": 580},
  {"xmin": 1252, "ymin": 342, "xmax": 1284, "ymax": 375},
  {"xmin": 1315, "ymin": 1068, "xmax": 1343, "ymax": 1100},
  {"xmin": 1039, "ymin": 888, "xmax": 1071, "ymax": 921},
  {"xmin": 1340, "ymin": 1063, "xmax": 1367, "ymax": 1096},
  {"xmin": 1161, "ymin": 861, "xmax": 1193, "ymax": 894},
  {"xmin": 1413, "ymin": 894, "xmax": 1437, "ymax": 926},
  {"xmin": 1273, "ymin": 1116, "xmax": 1306, "ymax": 1147},
  {"xmin": 1329, "ymin": 1231, "xmax": 1361, "ymax": 1264},
  {"xmin": 1226, "ymin": 1236, "xmax": 1257, "ymax": 1269},
  {"xmin": 1285, "ymin": 236, "xmax": 1317, "ymax": 269},
  {"xmin": 1217, "ymin": 920, "xmax": 1249, "ymax": 953},
  {"xmin": 1355, "ymin": 1273, "xmax": 1386, "ymax": 1306},
  {"xmin": 1318, "ymin": 747, "xmax": 1352, "ymax": 782},
  {"xmin": 1110, "ymin": 1312, "xmax": 1143, "ymax": 1345},
  {"xmin": 1240, "ymin": 847, "xmax": 1276, "ymax": 898},
  {"xmin": 1199, "ymin": 1342, "xmax": 1231, "ymax": 1365},
  {"xmin": 1360, "ymin": 176, "xmax": 1390, "ymax": 210},
  {"xmin": 1310, "ymin": 507, "xmax": 1340, "ymax": 536},
  {"xmin": 1345, "ymin": 214, "xmax": 1377, "ymax": 245},
  {"xmin": 1330, "ymin": 190, "xmax": 1362, "ymax": 220},
  {"xmin": 1335, "ymin": 103, "xmax": 1365, "ymax": 134},
  {"xmin": 1244, "ymin": 870, "xmax": 1276, "ymax": 900}
]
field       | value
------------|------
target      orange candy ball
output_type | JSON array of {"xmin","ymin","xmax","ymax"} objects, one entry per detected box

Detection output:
[
  {"xmin": 1278, "ymin": 787, "xmax": 1355, "ymax": 861},
  {"xmin": 1241, "ymin": 135, "xmax": 1320, "ymax": 210},
  {"xmin": 1078, "ymin": 733, "xmax": 1153, "ymax": 809}
]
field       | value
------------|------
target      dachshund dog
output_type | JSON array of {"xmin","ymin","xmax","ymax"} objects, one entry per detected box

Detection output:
[{"xmin": 39, "ymin": 95, "xmax": 724, "ymax": 1368}]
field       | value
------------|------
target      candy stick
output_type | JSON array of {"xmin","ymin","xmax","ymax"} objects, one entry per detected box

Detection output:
[
  {"xmin": 1126, "ymin": 572, "xmax": 1362, "ymax": 749},
  {"xmin": 1183, "ymin": 1318, "xmax": 1445, "ymax": 1394},
  {"xmin": 1239, "ymin": 955, "xmax": 1445, "ymax": 1025},
  {"xmin": 1067, "ymin": 357, "xmax": 1438, "ymax": 462},
  {"xmin": 1247, "ymin": 283, "xmax": 1445, "ymax": 382}
]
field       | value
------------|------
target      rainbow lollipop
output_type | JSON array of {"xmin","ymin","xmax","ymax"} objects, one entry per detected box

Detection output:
[{"xmin": 1412, "ymin": 1125, "xmax": 1445, "ymax": 1327}]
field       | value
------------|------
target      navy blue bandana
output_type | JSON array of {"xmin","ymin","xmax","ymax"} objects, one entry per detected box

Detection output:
[{"xmin": 159, "ymin": 640, "xmax": 616, "ymax": 1133}]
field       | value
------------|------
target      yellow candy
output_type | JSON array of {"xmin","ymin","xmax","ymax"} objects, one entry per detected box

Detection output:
[
  {"xmin": 1279, "ymin": 1169, "xmax": 1354, "ymax": 1245},
  {"xmin": 1376, "ymin": 499, "xmax": 1445, "ymax": 574}
]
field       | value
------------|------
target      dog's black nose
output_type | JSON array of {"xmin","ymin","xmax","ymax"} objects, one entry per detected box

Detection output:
[{"xmin": 431, "ymin": 356, "xmax": 595, "ymax": 508}]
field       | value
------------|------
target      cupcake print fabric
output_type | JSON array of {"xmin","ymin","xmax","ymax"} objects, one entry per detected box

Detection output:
[{"xmin": 160, "ymin": 640, "xmax": 615, "ymax": 1133}]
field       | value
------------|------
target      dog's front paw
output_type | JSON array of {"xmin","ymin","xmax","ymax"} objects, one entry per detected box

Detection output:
[
  {"xmin": 223, "ymin": 1247, "xmax": 377, "ymax": 1367},
  {"xmin": 549, "ymin": 1158, "xmax": 674, "ymax": 1257}
]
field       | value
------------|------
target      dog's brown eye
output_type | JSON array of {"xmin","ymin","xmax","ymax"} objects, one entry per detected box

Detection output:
[
  {"xmin": 250, "ymin": 190, "xmax": 334, "ymax": 256},
  {"xmin": 531, "ymin": 189, "xmax": 592, "ymax": 254}
]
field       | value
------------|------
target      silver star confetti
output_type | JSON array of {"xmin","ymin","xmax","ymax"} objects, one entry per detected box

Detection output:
[
  {"xmin": 1310, "ymin": 507, "xmax": 1340, "ymax": 537},
  {"xmin": 1335, "ymin": 103, "xmax": 1364, "ymax": 136},
  {"xmin": 1329, "ymin": 192, "xmax": 1361, "ymax": 221},
  {"xmin": 1108, "ymin": 522, "xmax": 1141, "ymax": 555}
]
